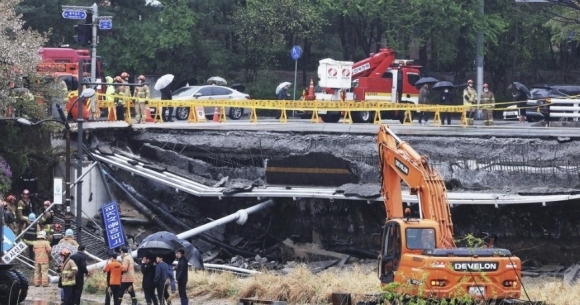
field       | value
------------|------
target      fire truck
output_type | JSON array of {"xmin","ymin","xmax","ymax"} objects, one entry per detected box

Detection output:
[
  {"xmin": 38, "ymin": 47, "xmax": 105, "ymax": 120},
  {"xmin": 312, "ymin": 48, "xmax": 421, "ymax": 123},
  {"xmin": 377, "ymin": 125, "xmax": 522, "ymax": 301}
]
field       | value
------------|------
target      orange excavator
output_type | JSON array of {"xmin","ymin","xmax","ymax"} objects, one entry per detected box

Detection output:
[{"xmin": 377, "ymin": 125, "xmax": 521, "ymax": 301}]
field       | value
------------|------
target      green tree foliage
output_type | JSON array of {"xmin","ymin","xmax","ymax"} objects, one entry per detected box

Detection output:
[{"xmin": 11, "ymin": 0, "xmax": 579, "ymax": 98}]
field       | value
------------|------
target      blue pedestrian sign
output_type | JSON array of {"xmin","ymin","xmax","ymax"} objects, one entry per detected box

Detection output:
[
  {"xmin": 102, "ymin": 201, "xmax": 126, "ymax": 250},
  {"xmin": 291, "ymin": 45, "xmax": 302, "ymax": 61},
  {"xmin": 2, "ymin": 226, "xmax": 15, "ymax": 251},
  {"xmin": 62, "ymin": 9, "xmax": 87, "ymax": 20},
  {"xmin": 99, "ymin": 19, "xmax": 112, "ymax": 30}
]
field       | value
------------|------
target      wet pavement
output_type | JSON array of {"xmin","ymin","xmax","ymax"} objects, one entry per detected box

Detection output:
[{"xmin": 24, "ymin": 299, "xmax": 100, "ymax": 305}]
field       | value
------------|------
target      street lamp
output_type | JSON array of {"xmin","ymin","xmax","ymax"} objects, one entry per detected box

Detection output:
[{"xmin": 16, "ymin": 88, "xmax": 95, "ymax": 241}]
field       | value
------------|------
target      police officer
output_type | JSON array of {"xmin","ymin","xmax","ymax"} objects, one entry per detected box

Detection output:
[{"xmin": 134, "ymin": 75, "xmax": 150, "ymax": 124}]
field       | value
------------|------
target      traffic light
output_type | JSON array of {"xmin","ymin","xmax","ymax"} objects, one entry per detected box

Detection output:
[
  {"xmin": 74, "ymin": 24, "xmax": 91, "ymax": 46},
  {"xmin": 73, "ymin": 13, "xmax": 93, "ymax": 46}
]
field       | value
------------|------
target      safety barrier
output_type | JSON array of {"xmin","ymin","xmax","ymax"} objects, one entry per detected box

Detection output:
[
  {"xmin": 90, "ymin": 92, "xmax": 580, "ymax": 126},
  {"xmin": 547, "ymin": 98, "xmax": 580, "ymax": 121}
]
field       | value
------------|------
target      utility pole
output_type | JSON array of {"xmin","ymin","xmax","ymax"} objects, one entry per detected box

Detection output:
[
  {"xmin": 62, "ymin": 3, "xmax": 113, "ymax": 118},
  {"xmin": 475, "ymin": 0, "xmax": 484, "ymax": 120}
]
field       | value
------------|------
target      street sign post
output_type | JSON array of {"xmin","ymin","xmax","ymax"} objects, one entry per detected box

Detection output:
[
  {"xmin": 62, "ymin": 9, "xmax": 87, "ymax": 20},
  {"xmin": 290, "ymin": 46, "xmax": 303, "ymax": 102},
  {"xmin": 2, "ymin": 241, "xmax": 27, "ymax": 264},
  {"xmin": 99, "ymin": 19, "xmax": 112, "ymax": 30},
  {"xmin": 102, "ymin": 201, "xmax": 126, "ymax": 250},
  {"xmin": 2, "ymin": 226, "xmax": 15, "ymax": 251}
]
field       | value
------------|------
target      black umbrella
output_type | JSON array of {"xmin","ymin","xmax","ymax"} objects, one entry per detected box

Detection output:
[
  {"xmin": 414, "ymin": 77, "xmax": 439, "ymax": 87},
  {"xmin": 176, "ymin": 240, "xmax": 204, "ymax": 270},
  {"xmin": 508, "ymin": 82, "xmax": 530, "ymax": 96},
  {"xmin": 137, "ymin": 240, "xmax": 177, "ymax": 262},
  {"xmin": 138, "ymin": 231, "xmax": 183, "ymax": 262},
  {"xmin": 433, "ymin": 81, "xmax": 455, "ymax": 90}
]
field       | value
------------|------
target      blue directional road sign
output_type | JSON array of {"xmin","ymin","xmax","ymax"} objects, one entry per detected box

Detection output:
[
  {"xmin": 291, "ymin": 45, "xmax": 302, "ymax": 61},
  {"xmin": 3, "ymin": 226, "xmax": 15, "ymax": 251},
  {"xmin": 62, "ymin": 9, "xmax": 87, "ymax": 20},
  {"xmin": 99, "ymin": 19, "xmax": 112, "ymax": 30},
  {"xmin": 102, "ymin": 201, "xmax": 126, "ymax": 250}
]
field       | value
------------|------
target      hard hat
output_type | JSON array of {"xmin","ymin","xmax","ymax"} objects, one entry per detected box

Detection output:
[
  {"xmin": 44, "ymin": 200, "xmax": 51, "ymax": 207},
  {"xmin": 22, "ymin": 189, "xmax": 30, "ymax": 195},
  {"xmin": 28, "ymin": 213, "xmax": 36, "ymax": 222},
  {"xmin": 467, "ymin": 79, "xmax": 473, "ymax": 84},
  {"xmin": 60, "ymin": 248, "xmax": 71, "ymax": 256},
  {"xmin": 121, "ymin": 72, "xmax": 129, "ymax": 79},
  {"xmin": 37, "ymin": 231, "xmax": 47, "ymax": 239},
  {"xmin": 6, "ymin": 195, "xmax": 15, "ymax": 202},
  {"xmin": 65, "ymin": 229, "xmax": 74, "ymax": 236},
  {"xmin": 483, "ymin": 83, "xmax": 489, "ymax": 89},
  {"xmin": 54, "ymin": 223, "xmax": 62, "ymax": 232},
  {"xmin": 138, "ymin": 75, "xmax": 146, "ymax": 81}
]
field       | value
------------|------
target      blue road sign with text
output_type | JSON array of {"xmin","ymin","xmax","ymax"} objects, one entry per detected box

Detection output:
[
  {"xmin": 102, "ymin": 201, "xmax": 125, "ymax": 250},
  {"xmin": 62, "ymin": 10, "xmax": 87, "ymax": 20},
  {"xmin": 2, "ymin": 226, "xmax": 15, "ymax": 251},
  {"xmin": 99, "ymin": 20, "xmax": 112, "ymax": 30},
  {"xmin": 291, "ymin": 46, "xmax": 302, "ymax": 61}
]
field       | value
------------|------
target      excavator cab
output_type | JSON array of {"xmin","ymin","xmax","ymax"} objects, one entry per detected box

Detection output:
[
  {"xmin": 378, "ymin": 222, "xmax": 402, "ymax": 283},
  {"xmin": 406, "ymin": 228, "xmax": 436, "ymax": 250}
]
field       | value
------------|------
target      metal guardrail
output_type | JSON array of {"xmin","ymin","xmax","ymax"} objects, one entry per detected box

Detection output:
[{"xmin": 549, "ymin": 98, "xmax": 580, "ymax": 121}]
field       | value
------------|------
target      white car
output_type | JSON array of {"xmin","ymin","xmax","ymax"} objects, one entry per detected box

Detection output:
[{"xmin": 171, "ymin": 85, "xmax": 250, "ymax": 120}]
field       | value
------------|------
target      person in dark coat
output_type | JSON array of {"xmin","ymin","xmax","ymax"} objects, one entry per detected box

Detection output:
[
  {"xmin": 160, "ymin": 86, "xmax": 173, "ymax": 122},
  {"xmin": 512, "ymin": 87, "xmax": 529, "ymax": 123},
  {"xmin": 154, "ymin": 255, "xmax": 170, "ymax": 305},
  {"xmin": 70, "ymin": 245, "xmax": 88, "ymax": 305},
  {"xmin": 141, "ymin": 257, "xmax": 158, "ymax": 305},
  {"xmin": 175, "ymin": 249, "xmax": 189, "ymax": 305},
  {"xmin": 440, "ymin": 88, "xmax": 453, "ymax": 125}
]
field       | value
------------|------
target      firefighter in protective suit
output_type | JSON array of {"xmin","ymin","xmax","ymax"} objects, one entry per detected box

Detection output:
[
  {"xmin": 463, "ymin": 79, "xmax": 477, "ymax": 123},
  {"xmin": 114, "ymin": 75, "xmax": 130, "ymax": 121},
  {"xmin": 39, "ymin": 200, "xmax": 54, "ymax": 242},
  {"xmin": 480, "ymin": 83, "xmax": 496, "ymax": 126},
  {"xmin": 133, "ymin": 75, "xmax": 150, "ymax": 123},
  {"xmin": 59, "ymin": 248, "xmax": 78, "ymax": 305},
  {"xmin": 32, "ymin": 231, "xmax": 52, "ymax": 287}
]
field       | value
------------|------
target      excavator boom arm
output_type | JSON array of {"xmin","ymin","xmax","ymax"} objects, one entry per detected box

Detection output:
[{"xmin": 378, "ymin": 125, "xmax": 455, "ymax": 248}]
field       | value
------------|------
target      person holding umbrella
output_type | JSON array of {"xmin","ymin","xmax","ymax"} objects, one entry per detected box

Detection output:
[
  {"xmin": 510, "ymin": 82, "xmax": 530, "ymax": 123},
  {"xmin": 175, "ymin": 249, "xmax": 189, "ymax": 305},
  {"xmin": 418, "ymin": 83, "xmax": 430, "ymax": 125},
  {"xmin": 275, "ymin": 82, "xmax": 291, "ymax": 119},
  {"xmin": 155, "ymin": 74, "xmax": 175, "ymax": 123},
  {"xmin": 154, "ymin": 255, "xmax": 171, "ymax": 305},
  {"xmin": 439, "ymin": 86, "xmax": 454, "ymax": 125},
  {"xmin": 141, "ymin": 256, "xmax": 158, "ymax": 305}
]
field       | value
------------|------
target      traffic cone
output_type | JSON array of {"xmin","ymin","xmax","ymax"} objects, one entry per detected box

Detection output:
[
  {"xmin": 212, "ymin": 107, "xmax": 220, "ymax": 122},
  {"xmin": 145, "ymin": 107, "xmax": 154, "ymax": 122},
  {"xmin": 307, "ymin": 79, "xmax": 315, "ymax": 100}
]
